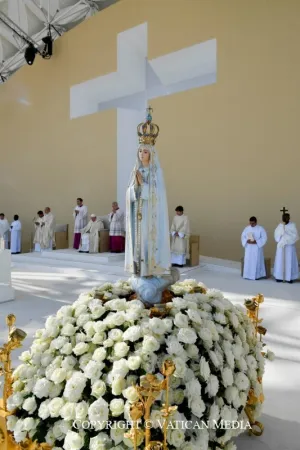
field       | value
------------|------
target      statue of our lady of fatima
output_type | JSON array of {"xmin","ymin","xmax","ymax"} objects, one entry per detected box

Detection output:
[{"xmin": 125, "ymin": 108, "xmax": 171, "ymax": 279}]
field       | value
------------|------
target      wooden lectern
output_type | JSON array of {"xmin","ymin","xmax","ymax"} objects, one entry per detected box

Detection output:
[
  {"xmin": 188, "ymin": 235, "xmax": 200, "ymax": 267},
  {"xmin": 55, "ymin": 224, "xmax": 69, "ymax": 249},
  {"xmin": 99, "ymin": 230, "xmax": 110, "ymax": 253}
]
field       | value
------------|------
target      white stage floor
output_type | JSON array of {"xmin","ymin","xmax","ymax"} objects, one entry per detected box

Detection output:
[{"xmin": 1, "ymin": 251, "xmax": 299, "ymax": 449}]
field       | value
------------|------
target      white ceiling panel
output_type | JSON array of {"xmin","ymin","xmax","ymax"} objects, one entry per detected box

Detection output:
[{"xmin": 0, "ymin": 0, "xmax": 118, "ymax": 83}]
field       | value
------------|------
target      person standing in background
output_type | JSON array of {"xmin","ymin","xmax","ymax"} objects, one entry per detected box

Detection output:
[
  {"xmin": 73, "ymin": 198, "xmax": 88, "ymax": 250},
  {"xmin": 10, "ymin": 215, "xmax": 22, "ymax": 254}
]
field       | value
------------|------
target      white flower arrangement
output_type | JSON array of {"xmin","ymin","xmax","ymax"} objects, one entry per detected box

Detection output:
[{"xmin": 8, "ymin": 280, "xmax": 273, "ymax": 450}]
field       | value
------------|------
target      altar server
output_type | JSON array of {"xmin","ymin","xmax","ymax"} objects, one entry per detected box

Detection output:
[
  {"xmin": 170, "ymin": 206, "xmax": 190, "ymax": 267},
  {"xmin": 73, "ymin": 198, "xmax": 88, "ymax": 249},
  {"xmin": 241, "ymin": 216, "xmax": 267, "ymax": 280},
  {"xmin": 79, "ymin": 214, "xmax": 104, "ymax": 253},
  {"xmin": 10, "ymin": 215, "xmax": 22, "ymax": 253},
  {"xmin": 273, "ymin": 213, "xmax": 299, "ymax": 283},
  {"xmin": 0, "ymin": 213, "xmax": 10, "ymax": 249},
  {"xmin": 33, "ymin": 211, "xmax": 46, "ymax": 252}
]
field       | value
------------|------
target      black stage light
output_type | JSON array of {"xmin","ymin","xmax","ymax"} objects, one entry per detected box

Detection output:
[
  {"xmin": 24, "ymin": 44, "xmax": 37, "ymax": 65},
  {"xmin": 42, "ymin": 35, "xmax": 53, "ymax": 57}
]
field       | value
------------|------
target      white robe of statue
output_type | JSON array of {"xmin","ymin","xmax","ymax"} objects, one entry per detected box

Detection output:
[
  {"xmin": 44, "ymin": 212, "xmax": 56, "ymax": 251},
  {"xmin": 73, "ymin": 205, "xmax": 88, "ymax": 233},
  {"xmin": 10, "ymin": 220, "xmax": 22, "ymax": 253},
  {"xmin": 125, "ymin": 144, "xmax": 171, "ymax": 277},
  {"xmin": 0, "ymin": 218, "xmax": 10, "ymax": 249},
  {"xmin": 273, "ymin": 222, "xmax": 299, "ymax": 281},
  {"xmin": 241, "ymin": 225, "xmax": 267, "ymax": 280},
  {"xmin": 170, "ymin": 214, "xmax": 190, "ymax": 266},
  {"xmin": 79, "ymin": 219, "xmax": 104, "ymax": 253}
]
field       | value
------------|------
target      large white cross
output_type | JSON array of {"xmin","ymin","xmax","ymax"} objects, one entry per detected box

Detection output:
[{"xmin": 70, "ymin": 23, "xmax": 216, "ymax": 209}]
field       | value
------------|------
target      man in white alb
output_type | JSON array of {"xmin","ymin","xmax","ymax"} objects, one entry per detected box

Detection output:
[
  {"xmin": 73, "ymin": 198, "xmax": 88, "ymax": 250},
  {"xmin": 170, "ymin": 206, "xmax": 190, "ymax": 267},
  {"xmin": 0, "ymin": 213, "xmax": 10, "ymax": 249},
  {"xmin": 241, "ymin": 216, "xmax": 267, "ymax": 280},
  {"xmin": 10, "ymin": 215, "xmax": 22, "ymax": 253},
  {"xmin": 79, "ymin": 214, "xmax": 104, "ymax": 253},
  {"xmin": 44, "ymin": 207, "xmax": 56, "ymax": 251},
  {"xmin": 33, "ymin": 211, "xmax": 46, "ymax": 252},
  {"xmin": 273, "ymin": 213, "xmax": 299, "ymax": 283}
]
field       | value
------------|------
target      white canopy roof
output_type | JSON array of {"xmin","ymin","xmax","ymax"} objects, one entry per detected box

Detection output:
[{"xmin": 0, "ymin": 0, "xmax": 117, "ymax": 83}]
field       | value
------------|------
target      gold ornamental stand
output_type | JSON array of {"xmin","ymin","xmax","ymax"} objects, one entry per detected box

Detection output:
[
  {"xmin": 244, "ymin": 294, "xmax": 267, "ymax": 436},
  {"xmin": 0, "ymin": 315, "xmax": 27, "ymax": 450}
]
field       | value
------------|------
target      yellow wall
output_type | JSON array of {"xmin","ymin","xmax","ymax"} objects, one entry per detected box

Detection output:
[{"xmin": 1, "ymin": 0, "xmax": 300, "ymax": 260}]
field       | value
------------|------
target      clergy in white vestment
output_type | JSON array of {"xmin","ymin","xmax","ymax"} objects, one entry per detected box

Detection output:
[
  {"xmin": 170, "ymin": 206, "xmax": 190, "ymax": 267},
  {"xmin": 273, "ymin": 213, "xmax": 299, "ymax": 283},
  {"xmin": 44, "ymin": 207, "xmax": 56, "ymax": 251},
  {"xmin": 73, "ymin": 198, "xmax": 88, "ymax": 250},
  {"xmin": 33, "ymin": 211, "xmax": 47, "ymax": 252},
  {"xmin": 0, "ymin": 213, "xmax": 10, "ymax": 249},
  {"xmin": 109, "ymin": 202, "xmax": 125, "ymax": 253},
  {"xmin": 10, "ymin": 215, "xmax": 22, "ymax": 253},
  {"xmin": 79, "ymin": 214, "xmax": 104, "ymax": 253},
  {"xmin": 241, "ymin": 216, "xmax": 267, "ymax": 280}
]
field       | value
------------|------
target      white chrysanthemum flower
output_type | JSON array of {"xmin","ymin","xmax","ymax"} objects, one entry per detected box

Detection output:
[
  {"xmin": 64, "ymin": 430, "xmax": 84, "ymax": 450},
  {"xmin": 33, "ymin": 377, "xmax": 52, "ymax": 398},
  {"xmin": 199, "ymin": 356, "xmax": 210, "ymax": 381},
  {"xmin": 22, "ymin": 396, "xmax": 37, "ymax": 414},
  {"xmin": 205, "ymin": 374, "xmax": 219, "ymax": 397},
  {"xmin": 60, "ymin": 402, "xmax": 76, "ymax": 421},
  {"xmin": 266, "ymin": 350, "xmax": 275, "ymax": 361},
  {"xmin": 142, "ymin": 335, "xmax": 160, "ymax": 353},
  {"xmin": 167, "ymin": 428, "xmax": 186, "ymax": 448},
  {"xmin": 90, "ymin": 432, "xmax": 112, "ymax": 450},
  {"xmin": 127, "ymin": 355, "xmax": 142, "ymax": 370},
  {"xmin": 225, "ymin": 385, "xmax": 239, "ymax": 405},
  {"xmin": 63, "ymin": 372, "xmax": 87, "ymax": 402},
  {"xmin": 110, "ymin": 398, "xmax": 125, "ymax": 417},
  {"xmin": 177, "ymin": 327, "xmax": 197, "ymax": 344},
  {"xmin": 234, "ymin": 372, "xmax": 250, "ymax": 391},
  {"xmin": 51, "ymin": 368, "xmax": 68, "ymax": 384},
  {"xmin": 186, "ymin": 344, "xmax": 199, "ymax": 359},
  {"xmin": 122, "ymin": 386, "xmax": 139, "ymax": 403},
  {"xmin": 108, "ymin": 328, "xmax": 124, "ymax": 342},
  {"xmin": 73, "ymin": 342, "xmax": 90, "ymax": 356},
  {"xmin": 174, "ymin": 312, "xmax": 189, "ymax": 328},
  {"xmin": 75, "ymin": 401, "xmax": 89, "ymax": 421},
  {"xmin": 88, "ymin": 398, "xmax": 109, "ymax": 430},
  {"xmin": 114, "ymin": 342, "xmax": 130, "ymax": 358},
  {"xmin": 222, "ymin": 366, "xmax": 234, "ymax": 387}
]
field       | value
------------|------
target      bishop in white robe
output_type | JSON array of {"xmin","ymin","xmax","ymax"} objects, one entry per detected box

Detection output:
[
  {"xmin": 273, "ymin": 213, "xmax": 299, "ymax": 283},
  {"xmin": 0, "ymin": 213, "xmax": 10, "ymax": 249},
  {"xmin": 73, "ymin": 198, "xmax": 88, "ymax": 249},
  {"xmin": 109, "ymin": 202, "xmax": 125, "ymax": 253},
  {"xmin": 241, "ymin": 217, "xmax": 267, "ymax": 280},
  {"xmin": 170, "ymin": 206, "xmax": 190, "ymax": 267},
  {"xmin": 10, "ymin": 215, "xmax": 22, "ymax": 253},
  {"xmin": 79, "ymin": 214, "xmax": 104, "ymax": 253},
  {"xmin": 44, "ymin": 207, "xmax": 56, "ymax": 251}
]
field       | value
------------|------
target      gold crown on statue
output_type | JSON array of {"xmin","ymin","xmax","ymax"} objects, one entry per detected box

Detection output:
[{"xmin": 137, "ymin": 106, "xmax": 160, "ymax": 145}]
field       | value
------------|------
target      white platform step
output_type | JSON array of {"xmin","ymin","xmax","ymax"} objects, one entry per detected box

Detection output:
[
  {"xmin": 40, "ymin": 249, "xmax": 124, "ymax": 264},
  {"xmin": 12, "ymin": 249, "xmax": 123, "ymax": 264}
]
